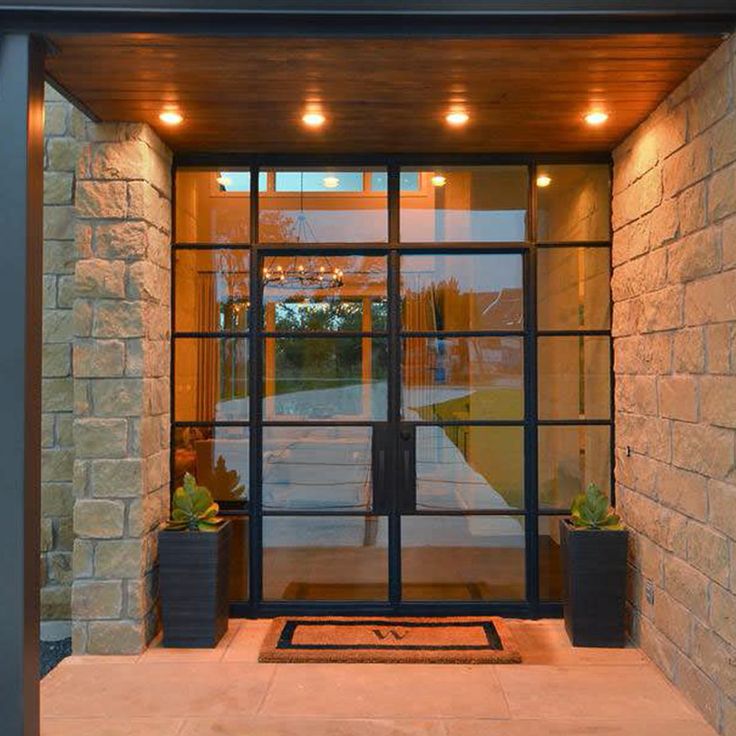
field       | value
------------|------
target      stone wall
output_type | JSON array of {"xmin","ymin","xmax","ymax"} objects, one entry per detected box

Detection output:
[
  {"xmin": 70, "ymin": 123, "xmax": 172, "ymax": 654},
  {"xmin": 40, "ymin": 86, "xmax": 86, "ymax": 640},
  {"xmin": 612, "ymin": 36, "xmax": 736, "ymax": 734}
]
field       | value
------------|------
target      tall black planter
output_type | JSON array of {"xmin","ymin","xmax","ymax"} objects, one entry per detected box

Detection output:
[
  {"xmin": 159, "ymin": 520, "xmax": 231, "ymax": 648},
  {"xmin": 560, "ymin": 519, "xmax": 628, "ymax": 647}
]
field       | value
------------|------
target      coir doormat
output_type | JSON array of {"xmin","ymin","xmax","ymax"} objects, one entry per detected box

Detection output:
[{"xmin": 259, "ymin": 617, "xmax": 521, "ymax": 664}]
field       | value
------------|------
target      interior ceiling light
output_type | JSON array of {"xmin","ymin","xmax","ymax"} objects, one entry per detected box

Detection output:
[
  {"xmin": 322, "ymin": 175, "xmax": 340, "ymax": 189},
  {"xmin": 445, "ymin": 111, "xmax": 470, "ymax": 127},
  {"xmin": 536, "ymin": 174, "xmax": 552, "ymax": 188},
  {"xmin": 431, "ymin": 174, "xmax": 447, "ymax": 187},
  {"xmin": 159, "ymin": 110, "xmax": 183, "ymax": 126},
  {"xmin": 302, "ymin": 112, "xmax": 326, "ymax": 128},
  {"xmin": 584, "ymin": 111, "xmax": 609, "ymax": 126}
]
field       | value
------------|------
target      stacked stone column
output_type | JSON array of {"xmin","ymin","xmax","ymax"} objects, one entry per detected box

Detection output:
[{"xmin": 71, "ymin": 123, "xmax": 172, "ymax": 654}]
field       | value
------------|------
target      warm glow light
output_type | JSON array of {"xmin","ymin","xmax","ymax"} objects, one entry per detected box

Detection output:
[
  {"xmin": 445, "ymin": 111, "xmax": 469, "ymax": 127},
  {"xmin": 159, "ymin": 110, "xmax": 183, "ymax": 126},
  {"xmin": 302, "ymin": 112, "xmax": 326, "ymax": 128},
  {"xmin": 431, "ymin": 174, "xmax": 447, "ymax": 187},
  {"xmin": 323, "ymin": 175, "xmax": 340, "ymax": 189},
  {"xmin": 536, "ymin": 174, "xmax": 552, "ymax": 188},
  {"xmin": 585, "ymin": 111, "xmax": 609, "ymax": 126},
  {"xmin": 216, "ymin": 174, "xmax": 232, "ymax": 187}
]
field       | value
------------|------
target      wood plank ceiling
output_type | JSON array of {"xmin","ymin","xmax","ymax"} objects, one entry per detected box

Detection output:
[{"xmin": 45, "ymin": 33, "xmax": 723, "ymax": 154}]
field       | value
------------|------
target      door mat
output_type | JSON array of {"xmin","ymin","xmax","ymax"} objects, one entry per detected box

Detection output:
[{"xmin": 259, "ymin": 617, "xmax": 522, "ymax": 664}]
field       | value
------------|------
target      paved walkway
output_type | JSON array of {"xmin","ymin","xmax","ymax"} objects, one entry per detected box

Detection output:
[{"xmin": 41, "ymin": 619, "xmax": 717, "ymax": 735}]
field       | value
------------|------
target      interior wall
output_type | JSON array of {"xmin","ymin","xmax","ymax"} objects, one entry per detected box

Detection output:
[{"xmin": 612, "ymin": 35, "xmax": 736, "ymax": 735}]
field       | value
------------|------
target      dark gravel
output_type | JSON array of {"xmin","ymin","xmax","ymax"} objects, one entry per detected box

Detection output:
[{"xmin": 40, "ymin": 638, "xmax": 71, "ymax": 678}]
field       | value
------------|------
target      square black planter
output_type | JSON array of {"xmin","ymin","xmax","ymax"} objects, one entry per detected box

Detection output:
[
  {"xmin": 159, "ymin": 520, "xmax": 232, "ymax": 648},
  {"xmin": 560, "ymin": 518, "xmax": 628, "ymax": 648}
]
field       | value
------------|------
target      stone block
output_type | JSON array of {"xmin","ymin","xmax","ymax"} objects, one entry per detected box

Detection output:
[
  {"xmin": 76, "ymin": 258, "xmax": 126, "ymax": 299},
  {"xmin": 667, "ymin": 228, "xmax": 721, "ymax": 283},
  {"xmin": 41, "ymin": 377, "xmax": 73, "ymax": 413},
  {"xmin": 653, "ymin": 589, "xmax": 691, "ymax": 651},
  {"xmin": 706, "ymin": 323, "xmax": 732, "ymax": 374},
  {"xmin": 662, "ymin": 135, "xmax": 711, "ymax": 196},
  {"xmin": 675, "ymin": 656, "xmax": 721, "ymax": 731},
  {"xmin": 76, "ymin": 180, "xmax": 127, "ymax": 219},
  {"xmin": 47, "ymin": 551, "xmax": 73, "ymax": 586},
  {"xmin": 709, "ymin": 479, "xmax": 736, "ymax": 539},
  {"xmin": 41, "ymin": 481, "xmax": 74, "ymax": 517},
  {"xmin": 709, "ymin": 162, "xmax": 736, "ymax": 222},
  {"xmin": 701, "ymin": 376, "xmax": 736, "ymax": 428},
  {"xmin": 710, "ymin": 111, "xmax": 736, "ymax": 170},
  {"xmin": 673, "ymin": 327, "xmax": 705, "ymax": 373},
  {"xmin": 664, "ymin": 555, "xmax": 709, "ymax": 620},
  {"xmin": 677, "ymin": 182, "xmax": 707, "ymax": 236},
  {"xmin": 89, "ymin": 459, "xmax": 142, "ymax": 498},
  {"xmin": 685, "ymin": 521, "xmax": 730, "ymax": 586},
  {"xmin": 673, "ymin": 420, "xmax": 734, "ymax": 477},
  {"xmin": 658, "ymin": 375, "xmax": 698, "ymax": 422},
  {"xmin": 43, "ymin": 309, "xmax": 74, "ymax": 343},
  {"xmin": 94, "ymin": 539, "xmax": 143, "ymax": 579},
  {"xmin": 686, "ymin": 269, "xmax": 736, "ymax": 325},
  {"xmin": 44, "ymin": 240, "xmax": 76, "ymax": 275},
  {"xmin": 41, "ymin": 586, "xmax": 71, "ymax": 620},
  {"xmin": 74, "ymin": 417, "xmax": 128, "ymax": 459},
  {"xmin": 72, "ymin": 539, "xmax": 94, "ymax": 578},
  {"xmin": 44, "ymin": 171, "xmax": 74, "ymax": 205},
  {"xmin": 95, "ymin": 220, "xmax": 148, "ymax": 260},
  {"xmin": 90, "ymin": 140, "xmax": 148, "ymax": 181},
  {"xmin": 711, "ymin": 584, "xmax": 736, "ymax": 649},
  {"xmin": 40, "ymin": 519, "xmax": 54, "ymax": 553},
  {"xmin": 692, "ymin": 620, "xmax": 736, "ymax": 703},
  {"xmin": 72, "ymin": 580, "xmax": 123, "ymax": 619},
  {"xmin": 656, "ymin": 463, "xmax": 707, "ymax": 521},
  {"xmin": 612, "ymin": 166, "xmax": 663, "ymax": 229},
  {"xmin": 93, "ymin": 300, "xmax": 144, "ymax": 338},
  {"xmin": 639, "ymin": 285, "xmax": 683, "ymax": 332},
  {"xmin": 614, "ymin": 333, "xmax": 672, "ymax": 375},
  {"xmin": 57, "ymin": 274, "xmax": 75, "ymax": 308},
  {"xmin": 46, "ymin": 137, "xmax": 79, "ymax": 172},
  {"xmin": 87, "ymin": 620, "xmax": 145, "ymax": 655},
  {"xmin": 44, "ymin": 206, "xmax": 75, "ymax": 240},
  {"xmin": 91, "ymin": 379, "xmax": 143, "ymax": 416},
  {"xmin": 615, "ymin": 374, "xmax": 657, "ymax": 415},
  {"xmin": 74, "ymin": 498, "xmax": 125, "ymax": 538},
  {"xmin": 41, "ymin": 449, "xmax": 73, "ymax": 483},
  {"xmin": 44, "ymin": 103, "xmax": 68, "ymax": 136},
  {"xmin": 73, "ymin": 339, "xmax": 125, "ymax": 378}
]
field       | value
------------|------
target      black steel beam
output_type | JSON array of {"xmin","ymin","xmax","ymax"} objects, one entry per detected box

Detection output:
[{"xmin": 0, "ymin": 33, "xmax": 45, "ymax": 736}]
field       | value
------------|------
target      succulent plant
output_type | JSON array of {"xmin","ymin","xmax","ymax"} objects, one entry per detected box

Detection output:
[
  {"xmin": 570, "ymin": 483, "xmax": 623, "ymax": 530},
  {"xmin": 168, "ymin": 473, "xmax": 223, "ymax": 532}
]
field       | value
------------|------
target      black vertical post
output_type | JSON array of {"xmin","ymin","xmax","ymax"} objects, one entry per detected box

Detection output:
[{"xmin": 0, "ymin": 34, "xmax": 45, "ymax": 736}]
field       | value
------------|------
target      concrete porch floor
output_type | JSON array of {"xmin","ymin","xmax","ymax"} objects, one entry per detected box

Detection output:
[{"xmin": 41, "ymin": 619, "xmax": 717, "ymax": 736}]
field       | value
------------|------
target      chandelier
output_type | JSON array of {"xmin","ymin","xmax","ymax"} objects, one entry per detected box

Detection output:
[{"xmin": 262, "ymin": 172, "xmax": 345, "ymax": 289}]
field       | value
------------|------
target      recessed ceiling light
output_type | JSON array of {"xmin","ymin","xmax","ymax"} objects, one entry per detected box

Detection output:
[
  {"xmin": 159, "ymin": 110, "xmax": 183, "ymax": 126},
  {"xmin": 536, "ymin": 174, "xmax": 552, "ymax": 188},
  {"xmin": 584, "ymin": 111, "xmax": 609, "ymax": 126},
  {"xmin": 302, "ymin": 112, "xmax": 326, "ymax": 128},
  {"xmin": 445, "ymin": 111, "xmax": 469, "ymax": 127},
  {"xmin": 431, "ymin": 174, "xmax": 447, "ymax": 187},
  {"xmin": 323, "ymin": 176, "xmax": 340, "ymax": 189}
]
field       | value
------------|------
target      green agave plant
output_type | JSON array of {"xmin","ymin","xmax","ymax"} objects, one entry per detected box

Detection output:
[
  {"xmin": 570, "ymin": 483, "xmax": 623, "ymax": 531},
  {"xmin": 168, "ymin": 473, "xmax": 223, "ymax": 532}
]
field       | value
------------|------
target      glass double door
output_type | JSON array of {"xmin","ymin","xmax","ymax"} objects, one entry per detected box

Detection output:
[{"xmin": 257, "ymin": 248, "xmax": 527, "ymax": 608}]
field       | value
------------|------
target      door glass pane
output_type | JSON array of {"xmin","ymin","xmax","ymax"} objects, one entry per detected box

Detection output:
[
  {"xmin": 173, "ymin": 425, "xmax": 249, "ymax": 505},
  {"xmin": 416, "ymin": 426, "xmax": 524, "ymax": 511},
  {"xmin": 401, "ymin": 515, "xmax": 525, "ymax": 600},
  {"xmin": 401, "ymin": 253, "xmax": 523, "ymax": 331},
  {"xmin": 538, "ymin": 425, "xmax": 611, "ymax": 510},
  {"xmin": 263, "ymin": 426, "xmax": 374, "ymax": 511},
  {"xmin": 227, "ymin": 517, "xmax": 249, "ymax": 602},
  {"xmin": 175, "ymin": 169, "xmax": 251, "ymax": 243},
  {"xmin": 263, "ymin": 254, "xmax": 387, "ymax": 332},
  {"xmin": 402, "ymin": 337, "xmax": 523, "ymax": 420},
  {"xmin": 400, "ymin": 167, "xmax": 528, "ymax": 242},
  {"xmin": 263, "ymin": 516, "xmax": 388, "ymax": 600},
  {"xmin": 536, "ymin": 164, "xmax": 611, "ymax": 242},
  {"xmin": 538, "ymin": 336, "xmax": 611, "ymax": 420},
  {"xmin": 259, "ymin": 168, "xmax": 387, "ymax": 243},
  {"xmin": 174, "ymin": 337, "xmax": 248, "ymax": 422},
  {"xmin": 537, "ymin": 247, "xmax": 610, "ymax": 330},
  {"xmin": 175, "ymin": 249, "xmax": 250, "ymax": 333},
  {"xmin": 539, "ymin": 515, "xmax": 564, "ymax": 601},
  {"xmin": 263, "ymin": 337, "xmax": 388, "ymax": 420}
]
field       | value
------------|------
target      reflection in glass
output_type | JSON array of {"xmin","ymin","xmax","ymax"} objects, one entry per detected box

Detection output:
[
  {"xmin": 537, "ymin": 247, "xmax": 610, "ymax": 330},
  {"xmin": 173, "ymin": 425, "xmax": 248, "ymax": 504},
  {"xmin": 538, "ymin": 425, "xmax": 611, "ymax": 509},
  {"xmin": 536, "ymin": 164, "xmax": 611, "ymax": 242},
  {"xmin": 263, "ymin": 255, "xmax": 387, "ymax": 332},
  {"xmin": 538, "ymin": 336, "xmax": 611, "ymax": 420},
  {"xmin": 401, "ymin": 253, "xmax": 523, "ymax": 331},
  {"xmin": 175, "ymin": 169, "xmax": 251, "ymax": 243},
  {"xmin": 262, "ymin": 427, "xmax": 373, "ymax": 511},
  {"xmin": 263, "ymin": 516, "xmax": 388, "ymax": 600},
  {"xmin": 402, "ymin": 336, "xmax": 523, "ymax": 421},
  {"xmin": 400, "ymin": 167, "xmax": 527, "ymax": 242},
  {"xmin": 174, "ymin": 249, "xmax": 250, "ymax": 333},
  {"xmin": 401, "ymin": 515, "xmax": 525, "ymax": 600},
  {"xmin": 174, "ymin": 338, "xmax": 248, "ymax": 422},
  {"xmin": 539, "ymin": 515, "xmax": 564, "ymax": 601},
  {"xmin": 263, "ymin": 337, "xmax": 388, "ymax": 420},
  {"xmin": 259, "ymin": 168, "xmax": 387, "ymax": 243},
  {"xmin": 416, "ymin": 427, "xmax": 524, "ymax": 511}
]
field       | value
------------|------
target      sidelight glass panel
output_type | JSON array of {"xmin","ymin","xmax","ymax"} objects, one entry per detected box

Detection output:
[
  {"xmin": 400, "ymin": 166, "xmax": 527, "ymax": 242},
  {"xmin": 539, "ymin": 515, "xmax": 564, "ymax": 601},
  {"xmin": 401, "ymin": 253, "xmax": 524, "ymax": 331},
  {"xmin": 262, "ymin": 426, "xmax": 374, "ymax": 511},
  {"xmin": 538, "ymin": 425, "xmax": 611, "ymax": 510},
  {"xmin": 401, "ymin": 515, "xmax": 525, "ymax": 600},
  {"xmin": 174, "ymin": 337, "xmax": 248, "ymax": 422},
  {"xmin": 538, "ymin": 336, "xmax": 611, "ymax": 420},
  {"xmin": 175, "ymin": 169, "xmax": 251, "ymax": 243},
  {"xmin": 263, "ymin": 337, "xmax": 388, "ymax": 420},
  {"xmin": 536, "ymin": 164, "xmax": 611, "ymax": 242},
  {"xmin": 174, "ymin": 249, "xmax": 250, "ymax": 333},
  {"xmin": 259, "ymin": 168, "xmax": 387, "ymax": 243},
  {"xmin": 263, "ymin": 516, "xmax": 388, "ymax": 600},
  {"xmin": 173, "ymin": 425, "xmax": 249, "ymax": 504},
  {"xmin": 262, "ymin": 254, "xmax": 388, "ymax": 332},
  {"xmin": 416, "ymin": 426, "xmax": 524, "ymax": 511},
  {"xmin": 227, "ymin": 517, "xmax": 250, "ymax": 602},
  {"xmin": 537, "ymin": 247, "xmax": 610, "ymax": 330},
  {"xmin": 402, "ymin": 336, "xmax": 523, "ymax": 421}
]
